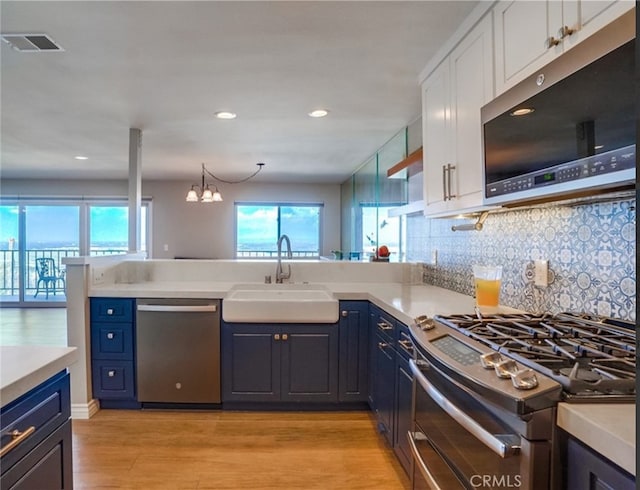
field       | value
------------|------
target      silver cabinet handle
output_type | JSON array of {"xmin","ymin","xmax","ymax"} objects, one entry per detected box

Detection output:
[
  {"xmin": 137, "ymin": 304, "xmax": 217, "ymax": 313},
  {"xmin": 107, "ymin": 332, "xmax": 114, "ymax": 340},
  {"xmin": 108, "ymin": 370, "xmax": 116, "ymax": 377},
  {"xmin": 407, "ymin": 431, "xmax": 444, "ymax": 490},
  {"xmin": 377, "ymin": 322, "xmax": 393, "ymax": 331},
  {"xmin": 106, "ymin": 308, "xmax": 114, "ymax": 315},
  {"xmin": 282, "ymin": 333, "xmax": 288, "ymax": 341},
  {"xmin": 341, "ymin": 310, "xmax": 348, "ymax": 317},
  {"xmin": 274, "ymin": 334, "xmax": 280, "ymax": 341},
  {"xmin": 442, "ymin": 164, "xmax": 447, "ymax": 200},
  {"xmin": 409, "ymin": 359, "xmax": 521, "ymax": 458},
  {"xmin": 446, "ymin": 164, "xmax": 456, "ymax": 199},
  {"xmin": 378, "ymin": 342, "xmax": 388, "ymax": 349}
]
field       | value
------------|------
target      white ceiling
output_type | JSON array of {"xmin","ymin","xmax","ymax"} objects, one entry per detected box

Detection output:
[{"xmin": 0, "ymin": 1, "xmax": 478, "ymax": 184}]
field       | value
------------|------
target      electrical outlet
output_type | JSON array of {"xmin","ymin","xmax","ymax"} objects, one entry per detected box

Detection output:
[
  {"xmin": 92, "ymin": 267, "xmax": 106, "ymax": 285},
  {"xmin": 431, "ymin": 249, "xmax": 438, "ymax": 265},
  {"xmin": 163, "ymin": 244, "xmax": 169, "ymax": 252},
  {"xmin": 534, "ymin": 260, "xmax": 548, "ymax": 287}
]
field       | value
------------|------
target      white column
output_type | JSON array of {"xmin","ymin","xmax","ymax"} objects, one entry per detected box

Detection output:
[{"xmin": 128, "ymin": 128, "xmax": 142, "ymax": 253}]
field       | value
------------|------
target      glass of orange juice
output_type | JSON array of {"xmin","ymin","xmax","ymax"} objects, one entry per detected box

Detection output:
[{"xmin": 473, "ymin": 265, "xmax": 503, "ymax": 307}]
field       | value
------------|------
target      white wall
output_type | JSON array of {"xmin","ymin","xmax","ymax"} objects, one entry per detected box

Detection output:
[{"xmin": 1, "ymin": 179, "xmax": 341, "ymax": 260}]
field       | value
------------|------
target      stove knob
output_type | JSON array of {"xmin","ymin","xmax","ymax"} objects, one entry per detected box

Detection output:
[
  {"xmin": 494, "ymin": 359, "xmax": 519, "ymax": 379},
  {"xmin": 511, "ymin": 369, "xmax": 539, "ymax": 390},
  {"xmin": 480, "ymin": 352, "xmax": 503, "ymax": 369},
  {"xmin": 413, "ymin": 315, "xmax": 436, "ymax": 331}
]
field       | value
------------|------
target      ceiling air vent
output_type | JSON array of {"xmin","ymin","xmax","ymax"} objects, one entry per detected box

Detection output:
[{"xmin": 1, "ymin": 33, "xmax": 63, "ymax": 52}]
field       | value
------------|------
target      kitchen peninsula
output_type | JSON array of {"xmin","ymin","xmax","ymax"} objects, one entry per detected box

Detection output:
[{"xmin": 62, "ymin": 255, "xmax": 635, "ymax": 482}]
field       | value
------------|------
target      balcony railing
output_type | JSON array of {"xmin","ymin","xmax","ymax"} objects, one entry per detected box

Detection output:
[
  {"xmin": 236, "ymin": 250, "xmax": 319, "ymax": 259},
  {"xmin": 0, "ymin": 248, "xmax": 127, "ymax": 299}
]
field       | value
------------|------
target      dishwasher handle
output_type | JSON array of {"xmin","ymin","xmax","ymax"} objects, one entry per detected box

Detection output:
[{"xmin": 137, "ymin": 304, "xmax": 217, "ymax": 313}]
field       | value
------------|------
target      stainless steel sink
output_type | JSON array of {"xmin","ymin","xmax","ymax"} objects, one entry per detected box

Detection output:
[{"xmin": 222, "ymin": 284, "xmax": 339, "ymax": 323}]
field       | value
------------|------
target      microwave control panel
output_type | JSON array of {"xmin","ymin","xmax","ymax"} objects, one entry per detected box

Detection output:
[{"xmin": 486, "ymin": 145, "xmax": 635, "ymax": 198}]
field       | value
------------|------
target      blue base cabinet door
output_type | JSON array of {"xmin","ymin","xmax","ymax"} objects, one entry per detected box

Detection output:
[
  {"xmin": 281, "ymin": 325, "xmax": 338, "ymax": 403},
  {"xmin": 222, "ymin": 322, "xmax": 338, "ymax": 404},
  {"xmin": 338, "ymin": 301, "xmax": 369, "ymax": 403},
  {"xmin": 222, "ymin": 324, "xmax": 281, "ymax": 402},
  {"xmin": 374, "ymin": 334, "xmax": 396, "ymax": 445}
]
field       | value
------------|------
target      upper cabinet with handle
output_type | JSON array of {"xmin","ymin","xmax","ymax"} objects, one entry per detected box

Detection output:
[
  {"xmin": 494, "ymin": 0, "xmax": 634, "ymax": 95},
  {"xmin": 422, "ymin": 14, "xmax": 494, "ymax": 217}
]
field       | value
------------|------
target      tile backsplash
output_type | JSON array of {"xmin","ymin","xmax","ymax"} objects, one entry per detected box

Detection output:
[{"xmin": 407, "ymin": 198, "xmax": 636, "ymax": 321}]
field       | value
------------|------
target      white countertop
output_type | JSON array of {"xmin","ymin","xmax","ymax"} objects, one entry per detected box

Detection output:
[
  {"xmin": 89, "ymin": 278, "xmax": 635, "ymax": 471},
  {"xmin": 1, "ymin": 346, "xmax": 78, "ymax": 407},
  {"xmin": 557, "ymin": 403, "xmax": 636, "ymax": 476}
]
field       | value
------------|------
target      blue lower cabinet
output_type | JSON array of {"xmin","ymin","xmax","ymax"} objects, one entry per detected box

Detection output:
[
  {"xmin": 374, "ymin": 333, "xmax": 396, "ymax": 445},
  {"xmin": 393, "ymin": 349, "xmax": 413, "ymax": 475},
  {"xmin": 338, "ymin": 301, "xmax": 369, "ymax": 402},
  {"xmin": 222, "ymin": 322, "xmax": 338, "ymax": 404},
  {"xmin": 566, "ymin": 435, "xmax": 635, "ymax": 490},
  {"xmin": 92, "ymin": 361, "xmax": 136, "ymax": 400},
  {"xmin": 1, "ymin": 371, "xmax": 73, "ymax": 490}
]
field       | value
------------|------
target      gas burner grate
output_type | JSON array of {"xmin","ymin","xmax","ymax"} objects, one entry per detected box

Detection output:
[{"xmin": 434, "ymin": 312, "xmax": 636, "ymax": 399}]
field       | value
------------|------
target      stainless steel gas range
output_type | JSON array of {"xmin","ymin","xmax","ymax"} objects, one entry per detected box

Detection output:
[{"xmin": 407, "ymin": 312, "xmax": 635, "ymax": 490}]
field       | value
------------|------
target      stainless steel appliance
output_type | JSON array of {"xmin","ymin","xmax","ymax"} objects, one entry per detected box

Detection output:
[
  {"xmin": 481, "ymin": 10, "xmax": 635, "ymax": 207},
  {"xmin": 408, "ymin": 312, "xmax": 635, "ymax": 490},
  {"xmin": 136, "ymin": 299, "xmax": 221, "ymax": 404}
]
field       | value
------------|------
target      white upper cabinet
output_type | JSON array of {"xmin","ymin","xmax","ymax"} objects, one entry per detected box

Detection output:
[
  {"xmin": 494, "ymin": 0, "xmax": 634, "ymax": 95},
  {"xmin": 422, "ymin": 14, "xmax": 494, "ymax": 217}
]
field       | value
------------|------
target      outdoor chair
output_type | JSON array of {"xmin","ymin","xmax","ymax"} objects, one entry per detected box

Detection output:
[{"xmin": 34, "ymin": 257, "xmax": 66, "ymax": 299}]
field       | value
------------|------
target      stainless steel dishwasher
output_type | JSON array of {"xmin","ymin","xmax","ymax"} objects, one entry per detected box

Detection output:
[{"xmin": 136, "ymin": 298, "xmax": 220, "ymax": 404}]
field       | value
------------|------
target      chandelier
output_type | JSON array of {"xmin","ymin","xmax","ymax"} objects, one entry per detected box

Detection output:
[{"xmin": 186, "ymin": 162, "xmax": 265, "ymax": 203}]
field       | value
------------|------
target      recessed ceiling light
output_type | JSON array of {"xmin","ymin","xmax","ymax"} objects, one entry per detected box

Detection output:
[
  {"xmin": 215, "ymin": 111, "xmax": 237, "ymax": 119},
  {"xmin": 74, "ymin": 155, "xmax": 88, "ymax": 160},
  {"xmin": 308, "ymin": 109, "xmax": 329, "ymax": 118},
  {"xmin": 510, "ymin": 108, "xmax": 535, "ymax": 116}
]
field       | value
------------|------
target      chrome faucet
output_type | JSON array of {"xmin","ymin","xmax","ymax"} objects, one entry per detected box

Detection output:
[{"xmin": 275, "ymin": 234, "xmax": 292, "ymax": 283}]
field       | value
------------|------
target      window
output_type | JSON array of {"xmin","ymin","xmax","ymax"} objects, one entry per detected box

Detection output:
[
  {"xmin": 236, "ymin": 203, "xmax": 322, "ymax": 258},
  {"xmin": 0, "ymin": 199, "xmax": 150, "ymax": 305}
]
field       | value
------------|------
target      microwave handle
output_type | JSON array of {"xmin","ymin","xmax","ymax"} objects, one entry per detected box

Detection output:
[
  {"xmin": 409, "ymin": 359, "xmax": 521, "ymax": 458},
  {"xmin": 407, "ymin": 431, "xmax": 445, "ymax": 490}
]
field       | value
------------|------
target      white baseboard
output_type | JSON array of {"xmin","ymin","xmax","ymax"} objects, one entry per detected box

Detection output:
[{"xmin": 71, "ymin": 399, "xmax": 100, "ymax": 419}]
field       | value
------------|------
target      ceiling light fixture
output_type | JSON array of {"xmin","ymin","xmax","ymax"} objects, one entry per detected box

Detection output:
[
  {"xmin": 186, "ymin": 162, "xmax": 265, "ymax": 203},
  {"xmin": 215, "ymin": 111, "xmax": 237, "ymax": 119},
  {"xmin": 308, "ymin": 109, "xmax": 329, "ymax": 118},
  {"xmin": 74, "ymin": 155, "xmax": 88, "ymax": 160}
]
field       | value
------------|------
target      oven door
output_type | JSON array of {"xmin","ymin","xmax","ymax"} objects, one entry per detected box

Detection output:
[{"xmin": 409, "ymin": 358, "xmax": 547, "ymax": 490}]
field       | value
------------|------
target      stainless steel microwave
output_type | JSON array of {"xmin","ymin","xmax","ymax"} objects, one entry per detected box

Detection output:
[{"xmin": 481, "ymin": 10, "xmax": 635, "ymax": 207}]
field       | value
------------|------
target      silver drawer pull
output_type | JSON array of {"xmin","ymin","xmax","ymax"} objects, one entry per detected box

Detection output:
[
  {"xmin": 106, "ymin": 308, "xmax": 114, "ymax": 315},
  {"xmin": 137, "ymin": 304, "xmax": 217, "ymax": 313},
  {"xmin": 377, "ymin": 322, "xmax": 393, "ymax": 331},
  {"xmin": 108, "ymin": 370, "xmax": 116, "ymax": 377},
  {"xmin": 0, "ymin": 426, "xmax": 36, "ymax": 458},
  {"xmin": 407, "ymin": 431, "xmax": 444, "ymax": 490},
  {"xmin": 106, "ymin": 332, "xmax": 115, "ymax": 340}
]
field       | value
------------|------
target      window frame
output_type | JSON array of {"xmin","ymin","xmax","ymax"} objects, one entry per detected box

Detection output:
[{"xmin": 234, "ymin": 202, "xmax": 324, "ymax": 259}]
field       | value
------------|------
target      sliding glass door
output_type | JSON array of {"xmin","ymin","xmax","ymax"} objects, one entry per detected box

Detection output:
[{"xmin": 0, "ymin": 200, "xmax": 149, "ymax": 306}]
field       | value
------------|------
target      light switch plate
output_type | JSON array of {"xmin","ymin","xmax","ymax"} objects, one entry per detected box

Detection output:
[{"xmin": 534, "ymin": 260, "xmax": 548, "ymax": 287}]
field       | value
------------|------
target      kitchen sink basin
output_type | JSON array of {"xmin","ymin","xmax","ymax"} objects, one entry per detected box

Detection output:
[{"xmin": 222, "ymin": 284, "xmax": 339, "ymax": 323}]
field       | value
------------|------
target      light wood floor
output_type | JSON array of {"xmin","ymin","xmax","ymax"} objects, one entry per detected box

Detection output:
[
  {"xmin": 73, "ymin": 409, "xmax": 410, "ymax": 489},
  {"xmin": 2, "ymin": 309, "xmax": 411, "ymax": 489}
]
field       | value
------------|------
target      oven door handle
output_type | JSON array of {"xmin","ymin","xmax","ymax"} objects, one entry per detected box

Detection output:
[
  {"xmin": 409, "ymin": 359, "xmax": 521, "ymax": 458},
  {"xmin": 407, "ymin": 430, "xmax": 446, "ymax": 490}
]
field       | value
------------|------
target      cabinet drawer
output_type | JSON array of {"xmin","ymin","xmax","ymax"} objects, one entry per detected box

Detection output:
[
  {"xmin": 0, "ymin": 371, "xmax": 70, "ymax": 475},
  {"xmin": 91, "ymin": 323, "xmax": 134, "ymax": 360},
  {"xmin": 396, "ymin": 324, "xmax": 414, "ymax": 361},
  {"xmin": 90, "ymin": 298, "xmax": 134, "ymax": 323},
  {"xmin": 92, "ymin": 361, "xmax": 136, "ymax": 399},
  {"xmin": 372, "ymin": 308, "xmax": 396, "ymax": 343},
  {"xmin": 0, "ymin": 419, "xmax": 73, "ymax": 490}
]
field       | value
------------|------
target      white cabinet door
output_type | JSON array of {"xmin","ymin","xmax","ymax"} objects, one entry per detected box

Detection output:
[
  {"xmin": 562, "ymin": 0, "xmax": 634, "ymax": 51},
  {"xmin": 494, "ymin": 0, "xmax": 634, "ymax": 95},
  {"xmin": 494, "ymin": 0, "xmax": 563, "ymax": 95},
  {"xmin": 448, "ymin": 13, "xmax": 494, "ymax": 210},
  {"xmin": 422, "ymin": 14, "xmax": 494, "ymax": 217},
  {"xmin": 421, "ymin": 60, "xmax": 450, "ymax": 215}
]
